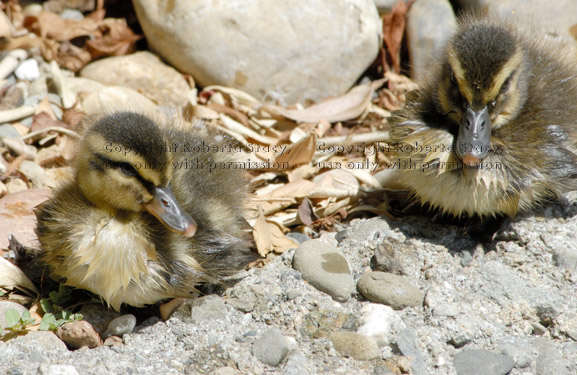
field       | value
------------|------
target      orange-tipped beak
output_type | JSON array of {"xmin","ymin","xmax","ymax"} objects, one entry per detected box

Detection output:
[{"xmin": 144, "ymin": 185, "xmax": 197, "ymax": 237}]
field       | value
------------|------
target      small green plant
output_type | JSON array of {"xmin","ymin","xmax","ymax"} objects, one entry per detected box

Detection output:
[
  {"xmin": 1, "ymin": 309, "xmax": 37, "ymax": 341},
  {"xmin": 38, "ymin": 284, "xmax": 83, "ymax": 331}
]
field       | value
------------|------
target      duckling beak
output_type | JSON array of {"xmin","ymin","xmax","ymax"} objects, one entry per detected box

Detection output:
[
  {"xmin": 456, "ymin": 105, "xmax": 491, "ymax": 166},
  {"xmin": 144, "ymin": 185, "xmax": 197, "ymax": 237}
]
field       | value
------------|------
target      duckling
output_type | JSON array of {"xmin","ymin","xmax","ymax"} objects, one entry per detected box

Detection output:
[
  {"xmin": 387, "ymin": 16, "xmax": 577, "ymax": 235},
  {"xmin": 36, "ymin": 111, "xmax": 257, "ymax": 310}
]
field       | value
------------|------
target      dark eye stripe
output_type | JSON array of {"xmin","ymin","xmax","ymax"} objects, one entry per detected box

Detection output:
[{"xmin": 94, "ymin": 153, "xmax": 155, "ymax": 193}]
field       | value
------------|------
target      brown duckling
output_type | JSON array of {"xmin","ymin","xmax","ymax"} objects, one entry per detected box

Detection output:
[
  {"xmin": 387, "ymin": 16, "xmax": 577, "ymax": 235},
  {"xmin": 36, "ymin": 111, "xmax": 257, "ymax": 310}
]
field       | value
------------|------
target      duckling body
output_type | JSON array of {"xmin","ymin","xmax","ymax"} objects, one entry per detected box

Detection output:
[
  {"xmin": 388, "ymin": 16, "xmax": 577, "ymax": 226},
  {"xmin": 36, "ymin": 111, "xmax": 256, "ymax": 310}
]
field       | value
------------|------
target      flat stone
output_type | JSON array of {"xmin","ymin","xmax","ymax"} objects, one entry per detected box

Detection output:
[
  {"xmin": 292, "ymin": 240, "xmax": 353, "ymax": 302},
  {"xmin": 534, "ymin": 337, "xmax": 571, "ymax": 375},
  {"xmin": 330, "ymin": 331, "xmax": 379, "ymax": 361},
  {"xmin": 396, "ymin": 328, "xmax": 427, "ymax": 375},
  {"xmin": 252, "ymin": 328, "xmax": 290, "ymax": 366},
  {"xmin": 357, "ymin": 271, "xmax": 423, "ymax": 309},
  {"xmin": 406, "ymin": 0, "xmax": 457, "ymax": 84},
  {"xmin": 80, "ymin": 51, "xmax": 190, "ymax": 107},
  {"xmin": 453, "ymin": 349, "xmax": 515, "ymax": 375},
  {"xmin": 102, "ymin": 314, "xmax": 136, "ymax": 339},
  {"xmin": 175, "ymin": 295, "xmax": 228, "ymax": 323},
  {"xmin": 133, "ymin": 0, "xmax": 382, "ymax": 105},
  {"xmin": 10, "ymin": 331, "xmax": 67, "ymax": 353}
]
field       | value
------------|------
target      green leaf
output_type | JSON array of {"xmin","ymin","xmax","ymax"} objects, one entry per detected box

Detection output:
[
  {"xmin": 48, "ymin": 291, "xmax": 59, "ymax": 302},
  {"xmin": 4, "ymin": 309, "xmax": 21, "ymax": 327},
  {"xmin": 40, "ymin": 299, "xmax": 53, "ymax": 314}
]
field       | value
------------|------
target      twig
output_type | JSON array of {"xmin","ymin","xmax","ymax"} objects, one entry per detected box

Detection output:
[{"xmin": 22, "ymin": 126, "xmax": 80, "ymax": 140}]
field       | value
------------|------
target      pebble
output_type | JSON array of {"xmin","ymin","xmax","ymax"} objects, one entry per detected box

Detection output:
[
  {"xmin": 176, "ymin": 295, "xmax": 228, "ymax": 323},
  {"xmin": 56, "ymin": 321, "xmax": 102, "ymax": 349},
  {"xmin": 292, "ymin": 240, "xmax": 353, "ymax": 302},
  {"xmin": 102, "ymin": 314, "xmax": 137, "ymax": 339},
  {"xmin": 406, "ymin": 0, "xmax": 457, "ymax": 84},
  {"xmin": 396, "ymin": 328, "xmax": 428, "ymax": 375},
  {"xmin": 132, "ymin": 0, "xmax": 381, "ymax": 105},
  {"xmin": 14, "ymin": 58, "xmax": 40, "ymax": 81},
  {"xmin": 285, "ymin": 232, "xmax": 310, "ymax": 245},
  {"xmin": 10, "ymin": 331, "xmax": 67, "ymax": 353},
  {"xmin": 347, "ymin": 217, "xmax": 392, "ymax": 242},
  {"xmin": 0, "ymin": 123, "xmax": 22, "ymax": 138},
  {"xmin": 453, "ymin": 349, "xmax": 515, "ymax": 375},
  {"xmin": 357, "ymin": 271, "xmax": 424, "ymax": 310},
  {"xmin": 80, "ymin": 51, "xmax": 191, "ymax": 107},
  {"xmin": 356, "ymin": 303, "xmax": 405, "ymax": 346},
  {"xmin": 252, "ymin": 328, "xmax": 290, "ymax": 366},
  {"xmin": 534, "ymin": 337, "xmax": 570, "ymax": 375},
  {"xmin": 38, "ymin": 364, "xmax": 80, "ymax": 375},
  {"xmin": 282, "ymin": 355, "xmax": 310, "ymax": 375},
  {"xmin": 497, "ymin": 337, "xmax": 532, "ymax": 368},
  {"xmin": 330, "ymin": 331, "xmax": 379, "ymax": 361}
]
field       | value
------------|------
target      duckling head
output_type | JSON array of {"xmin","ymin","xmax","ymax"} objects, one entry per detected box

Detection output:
[
  {"xmin": 75, "ymin": 112, "xmax": 197, "ymax": 237},
  {"xmin": 434, "ymin": 20, "xmax": 528, "ymax": 167}
]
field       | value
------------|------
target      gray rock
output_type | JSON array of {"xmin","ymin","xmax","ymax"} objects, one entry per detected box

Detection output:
[
  {"xmin": 330, "ymin": 331, "xmax": 379, "ymax": 361},
  {"xmin": 348, "ymin": 217, "xmax": 392, "ymax": 242},
  {"xmin": 11, "ymin": 331, "xmax": 67, "ymax": 352},
  {"xmin": 534, "ymin": 337, "xmax": 570, "ymax": 375},
  {"xmin": 80, "ymin": 51, "xmax": 191, "ymax": 107},
  {"xmin": 293, "ymin": 240, "xmax": 353, "ymax": 302},
  {"xmin": 252, "ymin": 328, "xmax": 290, "ymax": 366},
  {"xmin": 357, "ymin": 304, "xmax": 405, "ymax": 346},
  {"xmin": 357, "ymin": 271, "xmax": 423, "ymax": 309},
  {"xmin": 102, "ymin": 314, "xmax": 137, "ymax": 339},
  {"xmin": 282, "ymin": 355, "xmax": 310, "ymax": 375},
  {"xmin": 396, "ymin": 328, "xmax": 427, "ymax": 375},
  {"xmin": 406, "ymin": 0, "xmax": 457, "ymax": 83},
  {"xmin": 497, "ymin": 337, "xmax": 533, "ymax": 368},
  {"xmin": 0, "ymin": 301, "xmax": 28, "ymax": 329},
  {"xmin": 453, "ymin": 349, "xmax": 515, "ymax": 375},
  {"xmin": 38, "ymin": 364, "xmax": 80, "ymax": 375},
  {"xmin": 176, "ymin": 295, "xmax": 229, "ymax": 323},
  {"xmin": 132, "ymin": 0, "xmax": 382, "ymax": 105},
  {"xmin": 285, "ymin": 232, "xmax": 311, "ymax": 245}
]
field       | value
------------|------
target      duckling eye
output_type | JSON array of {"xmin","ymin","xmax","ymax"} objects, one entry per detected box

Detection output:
[
  {"xmin": 118, "ymin": 162, "xmax": 137, "ymax": 177},
  {"xmin": 500, "ymin": 75, "xmax": 513, "ymax": 94}
]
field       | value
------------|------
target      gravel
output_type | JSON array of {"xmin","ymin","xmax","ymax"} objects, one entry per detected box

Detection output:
[{"xmin": 2, "ymin": 195, "xmax": 577, "ymax": 374}]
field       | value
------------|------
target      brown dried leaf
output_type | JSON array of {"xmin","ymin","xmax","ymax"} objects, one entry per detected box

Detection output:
[
  {"xmin": 275, "ymin": 132, "xmax": 316, "ymax": 167},
  {"xmin": 85, "ymin": 18, "xmax": 140, "ymax": 59},
  {"xmin": 298, "ymin": 198, "xmax": 318, "ymax": 227},
  {"xmin": 382, "ymin": 0, "xmax": 414, "ymax": 74},
  {"xmin": 253, "ymin": 207, "xmax": 273, "ymax": 256},
  {"xmin": 268, "ymin": 221, "xmax": 298, "ymax": 253},
  {"xmin": 0, "ymin": 188, "xmax": 51, "ymax": 249},
  {"xmin": 267, "ymin": 80, "xmax": 385, "ymax": 123}
]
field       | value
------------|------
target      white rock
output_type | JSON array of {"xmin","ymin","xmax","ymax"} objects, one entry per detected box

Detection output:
[
  {"xmin": 357, "ymin": 303, "xmax": 406, "ymax": 346},
  {"xmin": 133, "ymin": 0, "xmax": 382, "ymax": 105}
]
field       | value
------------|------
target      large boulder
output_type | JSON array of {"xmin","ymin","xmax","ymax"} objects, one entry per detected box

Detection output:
[{"xmin": 132, "ymin": 0, "xmax": 382, "ymax": 105}]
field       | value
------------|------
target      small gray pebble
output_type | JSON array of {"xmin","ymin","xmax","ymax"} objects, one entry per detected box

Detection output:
[
  {"xmin": 453, "ymin": 349, "xmax": 515, "ymax": 375},
  {"xmin": 282, "ymin": 355, "xmax": 309, "ymax": 375},
  {"xmin": 286, "ymin": 232, "xmax": 311, "ymax": 244},
  {"xmin": 252, "ymin": 328, "xmax": 290, "ymax": 366},
  {"xmin": 460, "ymin": 250, "xmax": 473, "ymax": 267},
  {"xmin": 102, "ymin": 314, "xmax": 137, "ymax": 339},
  {"xmin": 396, "ymin": 328, "xmax": 427, "ymax": 375},
  {"xmin": 287, "ymin": 289, "xmax": 303, "ymax": 300},
  {"xmin": 534, "ymin": 337, "xmax": 570, "ymax": 375},
  {"xmin": 357, "ymin": 272, "xmax": 423, "ymax": 309},
  {"xmin": 293, "ymin": 240, "xmax": 353, "ymax": 302},
  {"xmin": 335, "ymin": 229, "xmax": 349, "ymax": 242}
]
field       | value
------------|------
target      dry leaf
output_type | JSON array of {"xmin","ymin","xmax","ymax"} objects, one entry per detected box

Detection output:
[
  {"xmin": 275, "ymin": 132, "xmax": 316, "ymax": 167},
  {"xmin": 86, "ymin": 18, "xmax": 140, "ymax": 59},
  {"xmin": 0, "ymin": 188, "xmax": 51, "ymax": 249},
  {"xmin": 253, "ymin": 207, "xmax": 273, "ymax": 256},
  {"xmin": 381, "ymin": 0, "xmax": 414, "ymax": 74},
  {"xmin": 267, "ymin": 81, "xmax": 385, "ymax": 123},
  {"xmin": 298, "ymin": 198, "xmax": 318, "ymax": 226},
  {"xmin": 0, "ymin": 256, "xmax": 38, "ymax": 295}
]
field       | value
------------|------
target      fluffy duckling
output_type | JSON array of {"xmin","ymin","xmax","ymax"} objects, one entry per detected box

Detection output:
[
  {"xmin": 388, "ymin": 16, "xmax": 577, "ymax": 233},
  {"xmin": 36, "ymin": 111, "xmax": 257, "ymax": 310}
]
